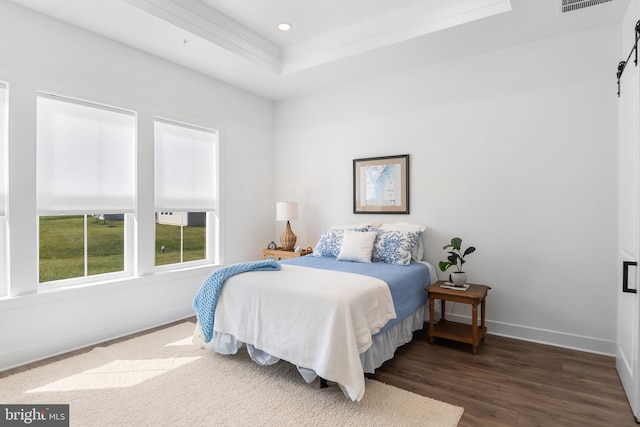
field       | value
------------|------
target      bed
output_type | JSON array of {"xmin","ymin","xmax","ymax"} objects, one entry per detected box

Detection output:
[{"xmin": 193, "ymin": 223, "xmax": 436, "ymax": 401}]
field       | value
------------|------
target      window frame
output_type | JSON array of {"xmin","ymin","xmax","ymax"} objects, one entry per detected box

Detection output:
[
  {"xmin": 153, "ymin": 118, "xmax": 218, "ymax": 270},
  {"xmin": 35, "ymin": 93, "xmax": 136, "ymax": 287},
  {"xmin": 37, "ymin": 213, "xmax": 134, "ymax": 288}
]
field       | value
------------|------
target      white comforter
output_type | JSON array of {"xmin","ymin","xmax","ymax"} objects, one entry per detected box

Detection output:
[{"xmin": 208, "ymin": 264, "xmax": 396, "ymax": 401}]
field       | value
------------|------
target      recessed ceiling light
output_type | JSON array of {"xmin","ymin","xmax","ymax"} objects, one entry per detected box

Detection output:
[{"xmin": 277, "ymin": 22, "xmax": 292, "ymax": 32}]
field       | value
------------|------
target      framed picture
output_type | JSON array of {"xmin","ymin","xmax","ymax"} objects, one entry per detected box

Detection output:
[{"xmin": 353, "ymin": 154, "xmax": 409, "ymax": 214}]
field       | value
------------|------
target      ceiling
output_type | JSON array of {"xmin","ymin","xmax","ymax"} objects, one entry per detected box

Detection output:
[{"xmin": 6, "ymin": 0, "xmax": 630, "ymax": 100}]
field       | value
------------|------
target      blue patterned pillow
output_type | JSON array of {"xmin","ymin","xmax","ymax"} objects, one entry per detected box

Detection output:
[
  {"xmin": 371, "ymin": 229, "xmax": 421, "ymax": 266},
  {"xmin": 312, "ymin": 229, "xmax": 344, "ymax": 258}
]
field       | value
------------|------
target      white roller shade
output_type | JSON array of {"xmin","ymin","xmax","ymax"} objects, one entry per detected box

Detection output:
[
  {"xmin": 37, "ymin": 95, "xmax": 135, "ymax": 214},
  {"xmin": 154, "ymin": 120, "xmax": 217, "ymax": 211},
  {"xmin": 0, "ymin": 84, "xmax": 6, "ymax": 215}
]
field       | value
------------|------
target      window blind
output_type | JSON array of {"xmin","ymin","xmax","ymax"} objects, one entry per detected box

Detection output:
[
  {"xmin": 37, "ymin": 95, "xmax": 135, "ymax": 214},
  {"xmin": 0, "ymin": 84, "xmax": 6, "ymax": 216},
  {"xmin": 154, "ymin": 120, "xmax": 217, "ymax": 211}
]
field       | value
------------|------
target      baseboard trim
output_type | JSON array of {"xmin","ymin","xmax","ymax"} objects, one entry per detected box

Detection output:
[
  {"xmin": 445, "ymin": 313, "xmax": 615, "ymax": 356},
  {"xmin": 0, "ymin": 309, "xmax": 194, "ymax": 373},
  {"xmin": 3, "ymin": 311, "xmax": 616, "ymax": 373}
]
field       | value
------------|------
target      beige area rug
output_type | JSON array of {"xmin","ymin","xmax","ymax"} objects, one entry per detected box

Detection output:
[{"xmin": 0, "ymin": 321, "xmax": 463, "ymax": 426}]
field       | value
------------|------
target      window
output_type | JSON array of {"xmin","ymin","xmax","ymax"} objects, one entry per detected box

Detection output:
[
  {"xmin": 154, "ymin": 120, "xmax": 217, "ymax": 267},
  {"xmin": 37, "ymin": 94, "xmax": 135, "ymax": 283},
  {"xmin": 155, "ymin": 212, "xmax": 206, "ymax": 266},
  {"xmin": 39, "ymin": 214, "xmax": 126, "ymax": 282}
]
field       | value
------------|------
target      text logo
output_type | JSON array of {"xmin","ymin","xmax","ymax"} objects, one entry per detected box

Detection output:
[{"xmin": 1, "ymin": 405, "xmax": 69, "ymax": 426}]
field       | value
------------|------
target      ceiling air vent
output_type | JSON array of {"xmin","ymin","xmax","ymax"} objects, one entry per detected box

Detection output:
[{"xmin": 561, "ymin": 0, "xmax": 613, "ymax": 13}]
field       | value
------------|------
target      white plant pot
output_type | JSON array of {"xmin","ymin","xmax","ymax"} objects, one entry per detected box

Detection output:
[{"xmin": 451, "ymin": 272, "xmax": 467, "ymax": 287}]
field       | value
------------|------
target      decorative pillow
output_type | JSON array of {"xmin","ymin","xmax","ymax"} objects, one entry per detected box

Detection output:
[
  {"xmin": 371, "ymin": 229, "xmax": 421, "ymax": 266},
  {"xmin": 311, "ymin": 229, "xmax": 344, "ymax": 258},
  {"xmin": 379, "ymin": 223, "xmax": 426, "ymax": 261},
  {"xmin": 337, "ymin": 230, "xmax": 377, "ymax": 263}
]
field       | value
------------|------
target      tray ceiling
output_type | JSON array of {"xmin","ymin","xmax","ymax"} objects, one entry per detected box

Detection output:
[{"xmin": 6, "ymin": 0, "xmax": 630, "ymax": 100}]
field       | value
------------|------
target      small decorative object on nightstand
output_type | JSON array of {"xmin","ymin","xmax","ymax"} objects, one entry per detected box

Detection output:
[
  {"xmin": 263, "ymin": 247, "xmax": 312, "ymax": 260},
  {"xmin": 438, "ymin": 237, "xmax": 476, "ymax": 287},
  {"xmin": 425, "ymin": 280, "xmax": 491, "ymax": 354},
  {"xmin": 267, "ymin": 241, "xmax": 277, "ymax": 250}
]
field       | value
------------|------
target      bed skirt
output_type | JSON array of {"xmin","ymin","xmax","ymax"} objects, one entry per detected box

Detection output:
[
  {"xmin": 362, "ymin": 303, "xmax": 428, "ymax": 373},
  {"xmin": 192, "ymin": 302, "xmax": 429, "ymax": 395}
]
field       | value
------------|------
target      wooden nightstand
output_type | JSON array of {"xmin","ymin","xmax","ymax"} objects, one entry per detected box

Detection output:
[
  {"xmin": 262, "ymin": 247, "xmax": 312, "ymax": 260},
  {"xmin": 425, "ymin": 280, "xmax": 491, "ymax": 354}
]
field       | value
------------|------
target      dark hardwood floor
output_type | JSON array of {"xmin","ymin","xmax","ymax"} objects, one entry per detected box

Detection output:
[
  {"xmin": 370, "ymin": 328, "xmax": 635, "ymax": 426},
  {"xmin": 2, "ymin": 319, "xmax": 635, "ymax": 426}
]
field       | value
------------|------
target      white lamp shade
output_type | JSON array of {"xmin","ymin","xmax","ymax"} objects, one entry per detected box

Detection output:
[{"xmin": 276, "ymin": 202, "xmax": 298, "ymax": 221}]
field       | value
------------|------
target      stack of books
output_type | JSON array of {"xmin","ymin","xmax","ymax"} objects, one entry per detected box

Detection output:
[{"xmin": 440, "ymin": 282, "xmax": 469, "ymax": 291}]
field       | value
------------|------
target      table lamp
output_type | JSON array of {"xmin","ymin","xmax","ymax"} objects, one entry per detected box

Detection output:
[{"xmin": 276, "ymin": 201, "xmax": 298, "ymax": 251}]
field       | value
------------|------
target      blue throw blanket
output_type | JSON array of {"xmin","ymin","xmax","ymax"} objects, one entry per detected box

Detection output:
[{"xmin": 193, "ymin": 259, "xmax": 281, "ymax": 343}]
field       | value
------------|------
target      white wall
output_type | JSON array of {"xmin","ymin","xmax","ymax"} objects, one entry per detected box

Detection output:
[
  {"xmin": 0, "ymin": 2, "xmax": 275, "ymax": 370},
  {"xmin": 622, "ymin": 0, "xmax": 640, "ymax": 60},
  {"xmin": 275, "ymin": 25, "xmax": 620, "ymax": 354},
  {"xmin": 0, "ymin": 1, "xmax": 624, "ymax": 371}
]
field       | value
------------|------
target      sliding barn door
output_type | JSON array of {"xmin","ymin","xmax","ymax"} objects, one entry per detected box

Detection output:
[{"xmin": 617, "ymin": 60, "xmax": 640, "ymax": 420}]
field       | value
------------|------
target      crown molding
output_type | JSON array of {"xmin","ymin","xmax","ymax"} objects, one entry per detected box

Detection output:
[
  {"xmin": 122, "ymin": 0, "xmax": 511, "ymax": 76},
  {"xmin": 123, "ymin": 0, "xmax": 282, "ymax": 73},
  {"xmin": 281, "ymin": 0, "xmax": 512, "ymax": 74}
]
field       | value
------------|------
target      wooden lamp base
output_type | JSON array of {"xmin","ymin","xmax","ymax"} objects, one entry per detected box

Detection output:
[{"xmin": 280, "ymin": 221, "xmax": 297, "ymax": 251}]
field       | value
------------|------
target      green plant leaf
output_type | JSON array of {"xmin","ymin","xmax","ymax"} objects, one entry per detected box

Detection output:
[
  {"xmin": 451, "ymin": 237, "xmax": 462, "ymax": 250},
  {"xmin": 440, "ymin": 237, "xmax": 475, "ymax": 274}
]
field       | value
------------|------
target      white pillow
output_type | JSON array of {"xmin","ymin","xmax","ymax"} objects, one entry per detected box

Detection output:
[
  {"xmin": 414, "ymin": 238, "xmax": 424, "ymax": 261},
  {"xmin": 379, "ymin": 223, "xmax": 426, "ymax": 261},
  {"xmin": 330, "ymin": 223, "xmax": 375, "ymax": 230},
  {"xmin": 337, "ymin": 230, "xmax": 377, "ymax": 263},
  {"xmin": 378, "ymin": 222, "xmax": 425, "ymax": 233}
]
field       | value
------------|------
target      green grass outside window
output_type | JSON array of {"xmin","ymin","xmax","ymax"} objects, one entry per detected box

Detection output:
[{"xmin": 39, "ymin": 216, "xmax": 206, "ymax": 283}]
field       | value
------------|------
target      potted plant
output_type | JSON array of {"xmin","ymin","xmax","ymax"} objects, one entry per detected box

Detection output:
[{"xmin": 439, "ymin": 237, "xmax": 476, "ymax": 287}]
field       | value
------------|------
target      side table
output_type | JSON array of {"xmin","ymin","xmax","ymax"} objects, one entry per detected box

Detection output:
[
  {"xmin": 262, "ymin": 247, "xmax": 312, "ymax": 260},
  {"xmin": 425, "ymin": 280, "xmax": 491, "ymax": 354}
]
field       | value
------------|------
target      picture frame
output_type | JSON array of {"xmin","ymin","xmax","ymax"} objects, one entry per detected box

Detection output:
[{"xmin": 353, "ymin": 154, "xmax": 409, "ymax": 214}]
